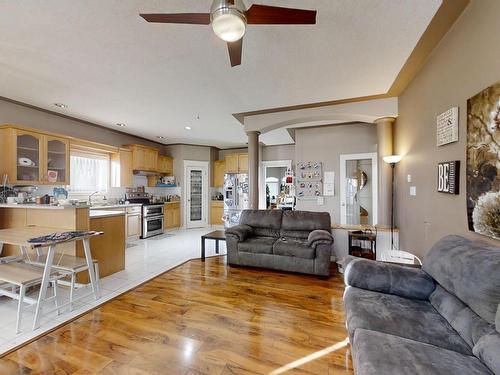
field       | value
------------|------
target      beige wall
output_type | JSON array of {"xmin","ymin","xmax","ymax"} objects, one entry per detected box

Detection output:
[
  {"xmin": 294, "ymin": 123, "xmax": 377, "ymax": 223},
  {"xmin": 262, "ymin": 144, "xmax": 295, "ymax": 162},
  {"xmin": 0, "ymin": 99, "xmax": 162, "ymax": 149},
  {"xmin": 394, "ymin": 0, "xmax": 500, "ymax": 258}
]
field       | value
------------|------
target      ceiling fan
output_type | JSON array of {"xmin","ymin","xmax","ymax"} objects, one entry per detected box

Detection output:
[{"xmin": 140, "ymin": 0, "xmax": 317, "ymax": 67}]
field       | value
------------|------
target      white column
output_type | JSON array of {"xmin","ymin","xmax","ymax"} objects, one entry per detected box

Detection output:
[
  {"xmin": 375, "ymin": 117, "xmax": 396, "ymax": 227},
  {"xmin": 247, "ymin": 131, "xmax": 260, "ymax": 209}
]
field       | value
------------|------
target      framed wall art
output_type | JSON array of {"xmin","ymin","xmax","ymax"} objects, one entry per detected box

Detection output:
[{"xmin": 466, "ymin": 81, "xmax": 500, "ymax": 240}]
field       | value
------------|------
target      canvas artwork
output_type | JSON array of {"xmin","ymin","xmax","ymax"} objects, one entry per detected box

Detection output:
[{"xmin": 466, "ymin": 81, "xmax": 500, "ymax": 240}]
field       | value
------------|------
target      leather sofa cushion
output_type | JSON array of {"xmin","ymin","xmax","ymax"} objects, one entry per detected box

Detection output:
[
  {"xmin": 353, "ymin": 329, "xmax": 491, "ymax": 375},
  {"xmin": 344, "ymin": 286, "xmax": 472, "ymax": 355},
  {"xmin": 273, "ymin": 238, "xmax": 315, "ymax": 259},
  {"xmin": 423, "ymin": 235, "xmax": 500, "ymax": 325},
  {"xmin": 240, "ymin": 210, "xmax": 282, "ymax": 237},
  {"xmin": 238, "ymin": 237, "xmax": 276, "ymax": 255}
]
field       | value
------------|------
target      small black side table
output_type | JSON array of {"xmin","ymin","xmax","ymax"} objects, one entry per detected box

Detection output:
[{"xmin": 201, "ymin": 230, "xmax": 226, "ymax": 261}]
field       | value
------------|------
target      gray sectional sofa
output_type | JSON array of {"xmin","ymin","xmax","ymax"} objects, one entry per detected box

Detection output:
[
  {"xmin": 344, "ymin": 235, "xmax": 500, "ymax": 375},
  {"xmin": 225, "ymin": 209, "xmax": 333, "ymax": 277}
]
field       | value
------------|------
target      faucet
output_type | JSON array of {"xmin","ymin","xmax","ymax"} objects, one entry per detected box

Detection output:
[{"xmin": 88, "ymin": 191, "xmax": 102, "ymax": 206}]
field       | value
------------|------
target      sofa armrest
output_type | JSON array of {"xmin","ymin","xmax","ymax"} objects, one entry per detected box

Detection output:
[
  {"xmin": 344, "ymin": 258, "xmax": 435, "ymax": 300},
  {"xmin": 225, "ymin": 224, "xmax": 253, "ymax": 242},
  {"xmin": 307, "ymin": 229, "xmax": 333, "ymax": 249}
]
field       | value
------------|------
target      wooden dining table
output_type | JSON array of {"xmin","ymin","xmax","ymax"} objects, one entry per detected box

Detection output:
[{"xmin": 0, "ymin": 226, "xmax": 102, "ymax": 330}]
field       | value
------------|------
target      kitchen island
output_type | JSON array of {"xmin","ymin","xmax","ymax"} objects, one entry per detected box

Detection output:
[{"xmin": 0, "ymin": 204, "xmax": 126, "ymax": 280}]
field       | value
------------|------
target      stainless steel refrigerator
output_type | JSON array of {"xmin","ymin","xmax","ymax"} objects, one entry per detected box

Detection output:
[{"xmin": 223, "ymin": 173, "xmax": 249, "ymax": 227}]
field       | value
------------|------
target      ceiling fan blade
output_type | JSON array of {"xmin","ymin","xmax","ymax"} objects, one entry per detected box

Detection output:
[
  {"xmin": 227, "ymin": 39, "xmax": 243, "ymax": 67},
  {"xmin": 140, "ymin": 13, "xmax": 211, "ymax": 25},
  {"xmin": 246, "ymin": 4, "xmax": 316, "ymax": 25}
]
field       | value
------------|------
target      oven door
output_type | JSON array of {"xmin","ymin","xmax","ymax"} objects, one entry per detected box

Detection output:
[
  {"xmin": 143, "ymin": 205, "xmax": 164, "ymax": 217},
  {"xmin": 142, "ymin": 214, "xmax": 164, "ymax": 238}
]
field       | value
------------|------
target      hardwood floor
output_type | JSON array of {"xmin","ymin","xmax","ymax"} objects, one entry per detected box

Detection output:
[{"xmin": 0, "ymin": 257, "xmax": 353, "ymax": 374}]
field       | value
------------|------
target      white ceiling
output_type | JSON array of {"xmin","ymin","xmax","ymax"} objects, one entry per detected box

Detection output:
[{"xmin": 0, "ymin": 0, "xmax": 441, "ymax": 148}]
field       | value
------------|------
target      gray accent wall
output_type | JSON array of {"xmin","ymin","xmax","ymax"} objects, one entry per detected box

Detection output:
[
  {"xmin": 394, "ymin": 0, "xmax": 500, "ymax": 258},
  {"xmin": 294, "ymin": 123, "xmax": 378, "ymax": 223},
  {"xmin": 0, "ymin": 98, "xmax": 162, "ymax": 149}
]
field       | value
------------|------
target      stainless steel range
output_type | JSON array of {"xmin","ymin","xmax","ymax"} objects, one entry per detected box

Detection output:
[{"xmin": 125, "ymin": 192, "xmax": 164, "ymax": 238}]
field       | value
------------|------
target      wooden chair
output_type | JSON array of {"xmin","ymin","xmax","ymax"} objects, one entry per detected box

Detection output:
[{"xmin": 0, "ymin": 262, "xmax": 62, "ymax": 333}]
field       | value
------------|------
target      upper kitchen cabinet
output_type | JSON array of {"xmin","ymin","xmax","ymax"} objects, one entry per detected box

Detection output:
[
  {"xmin": 111, "ymin": 148, "xmax": 133, "ymax": 188},
  {"xmin": 225, "ymin": 153, "xmax": 248, "ymax": 173},
  {"xmin": 238, "ymin": 153, "xmax": 248, "ymax": 172},
  {"xmin": 0, "ymin": 126, "xmax": 70, "ymax": 185},
  {"xmin": 124, "ymin": 144, "xmax": 159, "ymax": 172},
  {"xmin": 45, "ymin": 135, "xmax": 70, "ymax": 184},
  {"xmin": 213, "ymin": 160, "xmax": 226, "ymax": 187},
  {"xmin": 158, "ymin": 155, "xmax": 173, "ymax": 175}
]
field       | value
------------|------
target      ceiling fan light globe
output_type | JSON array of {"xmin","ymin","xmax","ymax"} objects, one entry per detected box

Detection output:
[{"xmin": 211, "ymin": 9, "xmax": 246, "ymax": 42}]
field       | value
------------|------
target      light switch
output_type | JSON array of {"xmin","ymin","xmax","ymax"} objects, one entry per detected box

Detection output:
[
  {"xmin": 410, "ymin": 186, "xmax": 417, "ymax": 196},
  {"xmin": 407, "ymin": 174, "xmax": 412, "ymax": 183}
]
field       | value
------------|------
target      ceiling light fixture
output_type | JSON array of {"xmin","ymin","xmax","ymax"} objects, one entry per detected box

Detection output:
[
  {"xmin": 157, "ymin": 136, "xmax": 165, "ymax": 139},
  {"xmin": 211, "ymin": 2, "xmax": 246, "ymax": 42},
  {"xmin": 54, "ymin": 103, "xmax": 67, "ymax": 109},
  {"xmin": 116, "ymin": 123, "xmax": 126, "ymax": 127},
  {"xmin": 185, "ymin": 126, "xmax": 192, "ymax": 130}
]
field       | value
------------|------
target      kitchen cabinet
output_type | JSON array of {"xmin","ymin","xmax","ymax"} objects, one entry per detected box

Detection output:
[
  {"xmin": 164, "ymin": 202, "xmax": 181, "ymax": 229},
  {"xmin": 111, "ymin": 148, "xmax": 133, "ymax": 188},
  {"xmin": 158, "ymin": 155, "xmax": 173, "ymax": 175},
  {"xmin": 238, "ymin": 153, "xmax": 248, "ymax": 172},
  {"xmin": 225, "ymin": 153, "xmax": 248, "ymax": 173},
  {"xmin": 210, "ymin": 201, "xmax": 224, "ymax": 225},
  {"xmin": 213, "ymin": 160, "xmax": 226, "ymax": 187},
  {"xmin": 126, "ymin": 206, "xmax": 141, "ymax": 239},
  {"xmin": 0, "ymin": 126, "xmax": 70, "ymax": 185},
  {"xmin": 124, "ymin": 144, "xmax": 159, "ymax": 172},
  {"xmin": 225, "ymin": 154, "xmax": 239, "ymax": 173}
]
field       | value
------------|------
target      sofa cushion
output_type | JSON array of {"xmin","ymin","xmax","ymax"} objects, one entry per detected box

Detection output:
[
  {"xmin": 280, "ymin": 210, "xmax": 331, "ymax": 238},
  {"xmin": 273, "ymin": 238, "xmax": 315, "ymax": 259},
  {"xmin": 430, "ymin": 285, "xmax": 496, "ymax": 347},
  {"xmin": 344, "ymin": 286, "xmax": 472, "ymax": 355},
  {"xmin": 353, "ymin": 329, "xmax": 492, "ymax": 375},
  {"xmin": 238, "ymin": 237, "xmax": 276, "ymax": 255},
  {"xmin": 423, "ymin": 235, "xmax": 500, "ymax": 324},
  {"xmin": 473, "ymin": 331, "xmax": 500, "ymax": 375},
  {"xmin": 239, "ymin": 210, "xmax": 282, "ymax": 238},
  {"xmin": 345, "ymin": 258, "xmax": 435, "ymax": 300}
]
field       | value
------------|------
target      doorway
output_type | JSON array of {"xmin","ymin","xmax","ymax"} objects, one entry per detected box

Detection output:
[
  {"xmin": 260, "ymin": 160, "xmax": 292, "ymax": 209},
  {"xmin": 184, "ymin": 160, "xmax": 209, "ymax": 229},
  {"xmin": 339, "ymin": 153, "xmax": 378, "ymax": 225}
]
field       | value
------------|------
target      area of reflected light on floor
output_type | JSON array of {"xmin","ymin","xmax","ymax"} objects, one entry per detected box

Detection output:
[{"xmin": 269, "ymin": 338, "xmax": 350, "ymax": 375}]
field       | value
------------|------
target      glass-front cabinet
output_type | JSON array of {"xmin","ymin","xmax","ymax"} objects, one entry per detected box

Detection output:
[
  {"xmin": 7, "ymin": 128, "xmax": 70, "ymax": 185},
  {"xmin": 45, "ymin": 136, "xmax": 69, "ymax": 184},
  {"xmin": 16, "ymin": 131, "xmax": 42, "ymax": 183}
]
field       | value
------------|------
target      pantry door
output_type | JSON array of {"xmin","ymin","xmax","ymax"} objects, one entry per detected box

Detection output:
[{"xmin": 184, "ymin": 161, "xmax": 209, "ymax": 229}]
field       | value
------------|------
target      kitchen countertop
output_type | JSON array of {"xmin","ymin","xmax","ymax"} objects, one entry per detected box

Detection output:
[
  {"xmin": 0, "ymin": 203, "xmax": 88, "ymax": 210},
  {"xmin": 89, "ymin": 210, "xmax": 126, "ymax": 219},
  {"xmin": 89, "ymin": 203, "xmax": 142, "ymax": 210}
]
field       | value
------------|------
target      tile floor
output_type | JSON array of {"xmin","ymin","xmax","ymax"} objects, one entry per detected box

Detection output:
[{"xmin": 0, "ymin": 227, "xmax": 226, "ymax": 355}]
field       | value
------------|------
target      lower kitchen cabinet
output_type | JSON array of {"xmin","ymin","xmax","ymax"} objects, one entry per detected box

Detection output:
[
  {"xmin": 164, "ymin": 202, "xmax": 181, "ymax": 229},
  {"xmin": 126, "ymin": 206, "xmax": 142, "ymax": 239},
  {"xmin": 210, "ymin": 201, "xmax": 224, "ymax": 225}
]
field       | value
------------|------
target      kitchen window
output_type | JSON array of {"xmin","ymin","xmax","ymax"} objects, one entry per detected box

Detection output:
[{"xmin": 69, "ymin": 151, "xmax": 110, "ymax": 193}]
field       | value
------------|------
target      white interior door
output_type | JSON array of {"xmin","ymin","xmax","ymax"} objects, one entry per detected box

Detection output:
[{"xmin": 184, "ymin": 161, "xmax": 208, "ymax": 229}]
